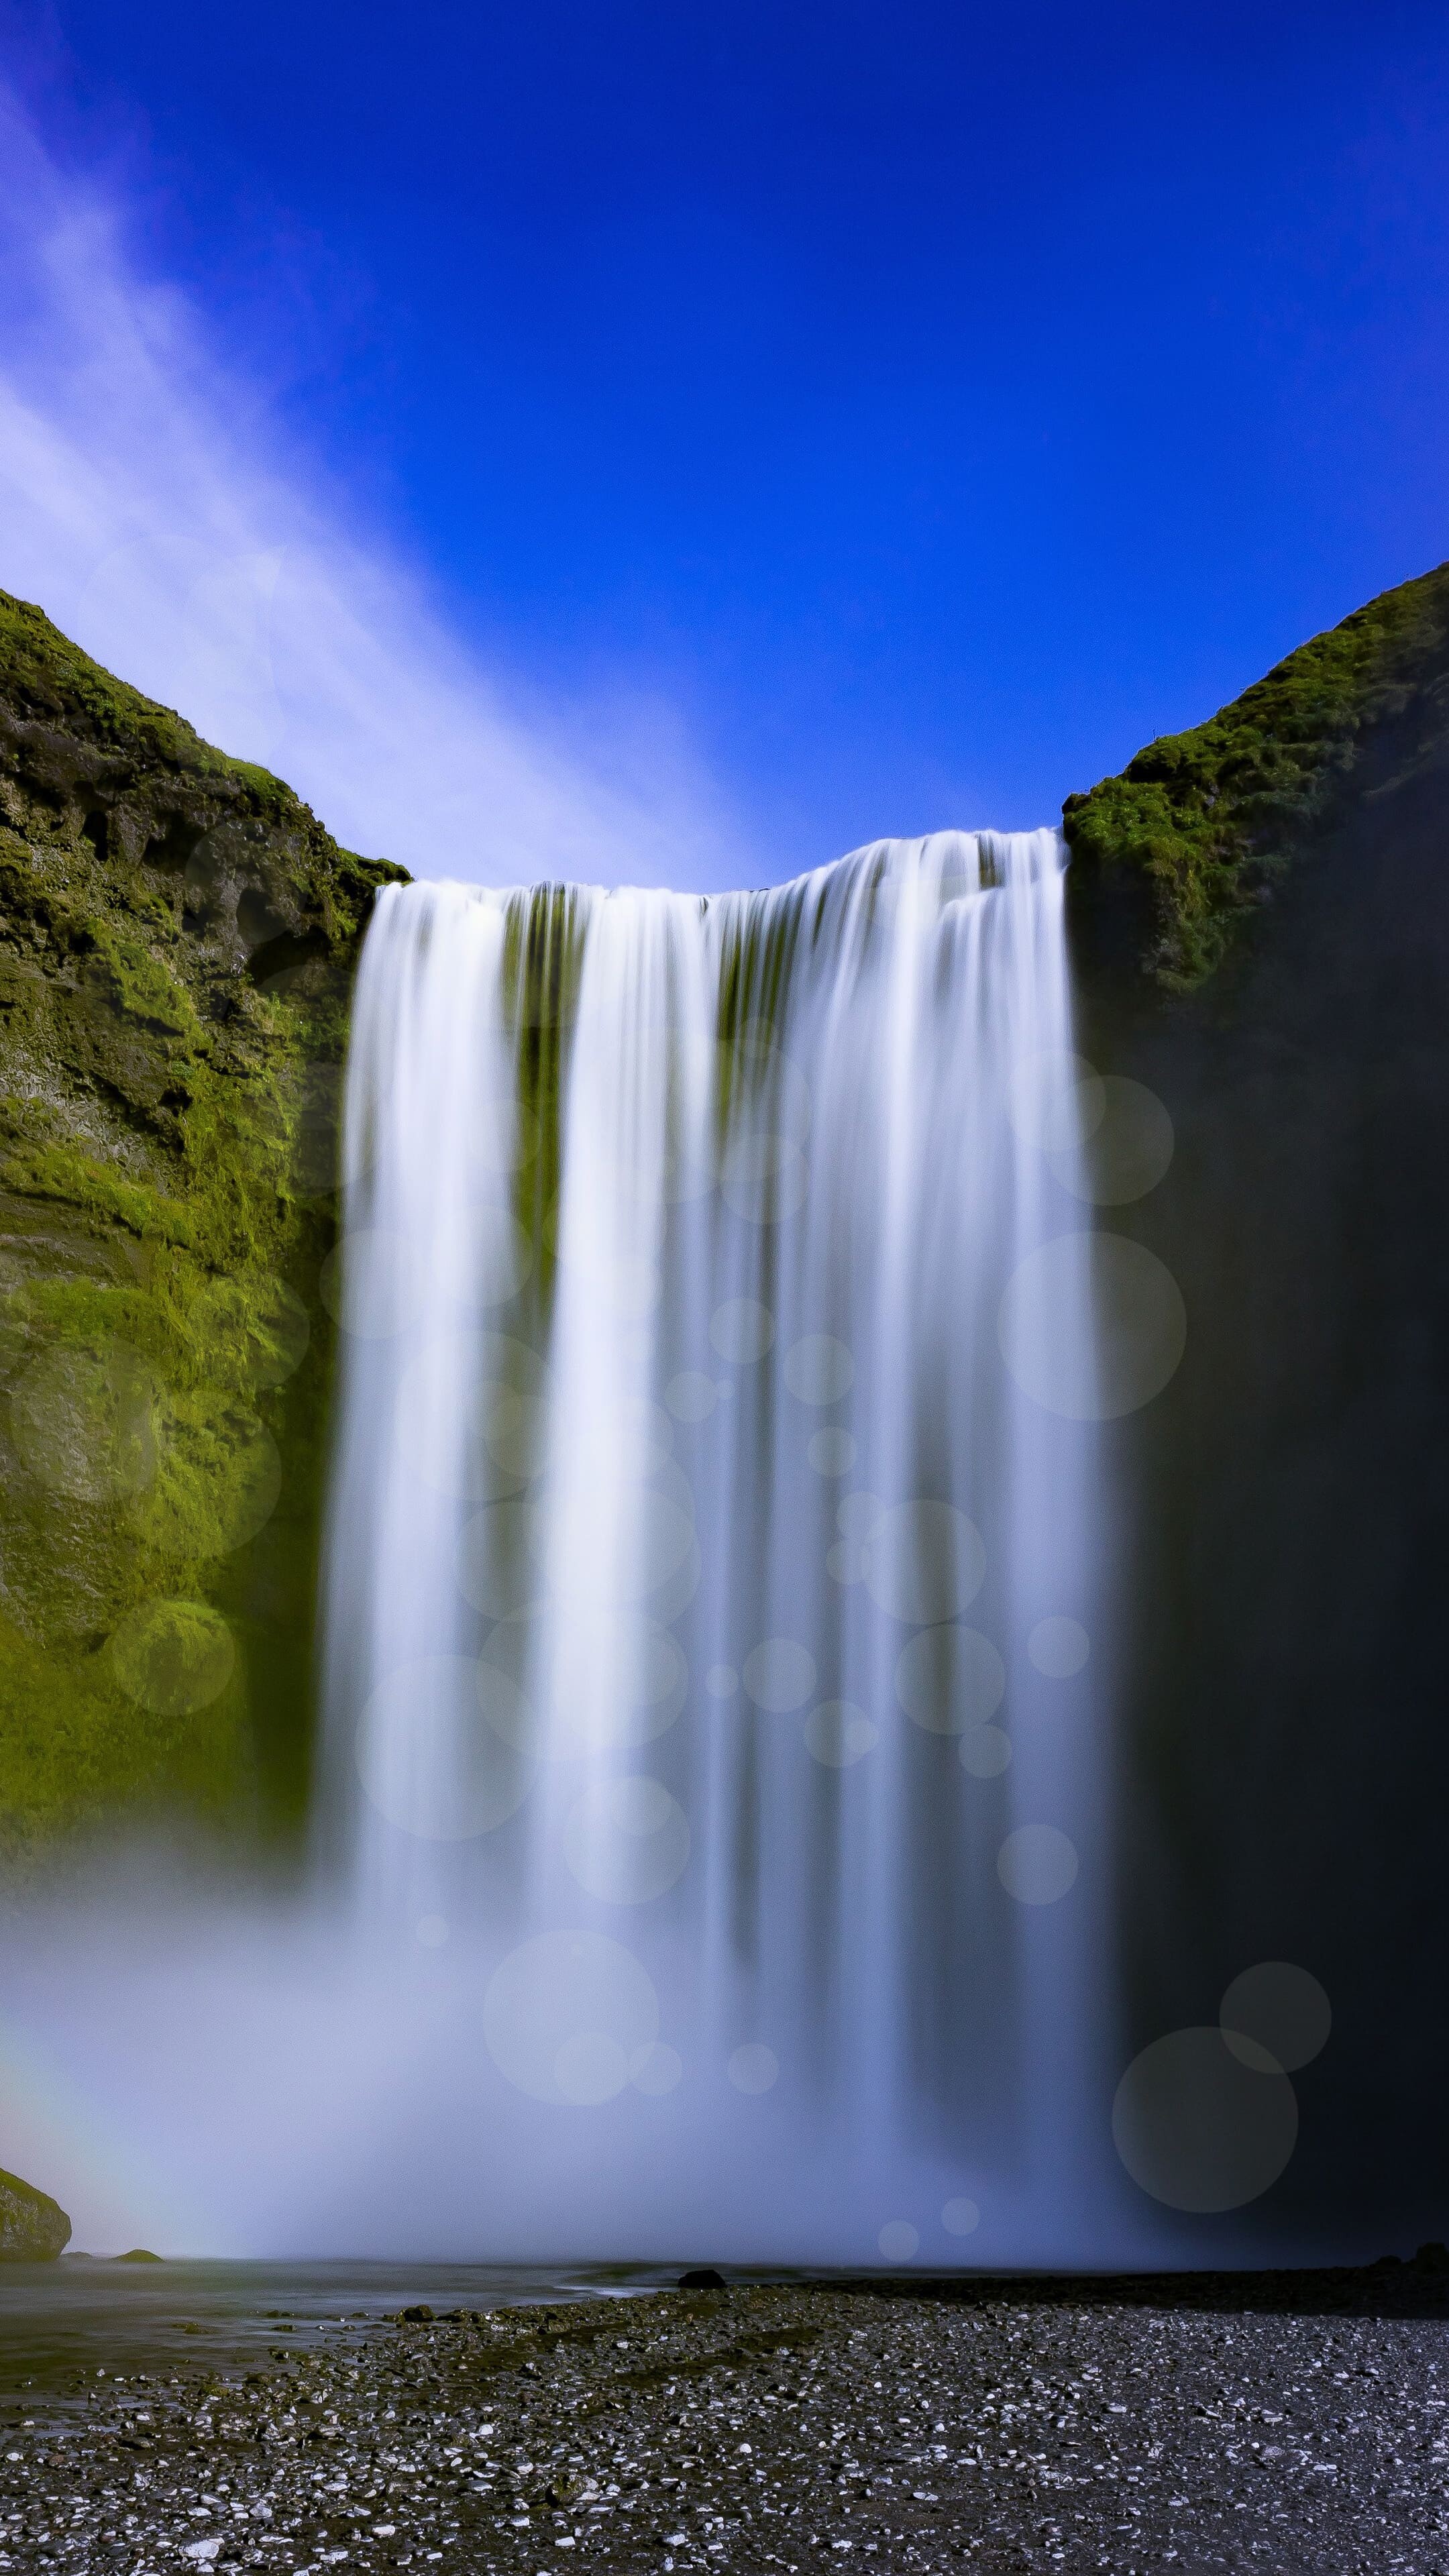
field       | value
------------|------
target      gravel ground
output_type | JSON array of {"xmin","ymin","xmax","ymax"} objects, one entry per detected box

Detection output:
[{"xmin": 4, "ymin": 2269, "xmax": 1449, "ymax": 2575}]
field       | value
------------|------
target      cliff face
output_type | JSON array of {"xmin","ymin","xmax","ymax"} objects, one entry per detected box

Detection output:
[
  {"xmin": 1064, "ymin": 560, "xmax": 1449, "ymax": 986},
  {"xmin": 0, "ymin": 592, "xmax": 404, "ymax": 1854},
  {"xmin": 1065, "ymin": 561, "xmax": 1449, "ymax": 2242}
]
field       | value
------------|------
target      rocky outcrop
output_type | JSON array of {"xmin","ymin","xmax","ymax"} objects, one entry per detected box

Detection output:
[
  {"xmin": 1063, "ymin": 559, "xmax": 1449, "ymax": 2241},
  {"xmin": 1063, "ymin": 559, "xmax": 1449, "ymax": 985},
  {"xmin": 0, "ymin": 2163, "xmax": 70, "ymax": 2258},
  {"xmin": 0, "ymin": 591, "xmax": 405, "ymax": 1852}
]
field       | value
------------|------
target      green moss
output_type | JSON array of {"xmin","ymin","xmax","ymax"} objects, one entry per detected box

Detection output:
[
  {"xmin": 4, "ymin": 1137, "xmax": 199, "ymax": 1246},
  {"xmin": 79, "ymin": 918, "xmax": 201, "ymax": 1041},
  {"xmin": 1063, "ymin": 560, "xmax": 1449, "ymax": 986},
  {"xmin": 504, "ymin": 885, "xmax": 588, "ymax": 1285},
  {"xmin": 0, "ymin": 589, "xmax": 409, "ymax": 1858},
  {"xmin": 0, "ymin": 590, "xmax": 299, "ymax": 822},
  {"xmin": 0, "ymin": 1607, "xmax": 249, "ymax": 1843}
]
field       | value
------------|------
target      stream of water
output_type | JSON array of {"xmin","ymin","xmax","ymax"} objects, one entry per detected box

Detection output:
[{"xmin": 318, "ymin": 830, "xmax": 1115, "ymax": 2264}]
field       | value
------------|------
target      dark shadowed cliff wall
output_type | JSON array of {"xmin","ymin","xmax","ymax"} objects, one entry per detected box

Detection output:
[{"xmin": 1067, "ymin": 561, "xmax": 1449, "ymax": 2245}]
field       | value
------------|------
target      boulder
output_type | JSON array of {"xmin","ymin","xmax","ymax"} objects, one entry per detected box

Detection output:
[{"xmin": 0, "ymin": 2164, "xmax": 71, "ymax": 2259}]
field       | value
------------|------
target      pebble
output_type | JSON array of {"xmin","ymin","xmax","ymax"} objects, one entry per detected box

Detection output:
[{"xmin": 3, "ymin": 2273, "xmax": 1448, "ymax": 2571}]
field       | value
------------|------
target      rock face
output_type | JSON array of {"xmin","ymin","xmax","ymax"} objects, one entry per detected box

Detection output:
[
  {"xmin": 0, "ymin": 2163, "xmax": 70, "ymax": 2258},
  {"xmin": 1065, "ymin": 560, "xmax": 1449, "ymax": 985},
  {"xmin": 0, "ymin": 591, "xmax": 405, "ymax": 1851},
  {"xmin": 1065, "ymin": 560, "xmax": 1449, "ymax": 2240}
]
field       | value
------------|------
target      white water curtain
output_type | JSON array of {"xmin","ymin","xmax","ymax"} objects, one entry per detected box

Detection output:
[{"xmin": 321, "ymin": 833, "xmax": 1112, "ymax": 2261}]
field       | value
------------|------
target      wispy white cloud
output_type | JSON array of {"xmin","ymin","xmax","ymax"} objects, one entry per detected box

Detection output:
[{"xmin": 0, "ymin": 91, "xmax": 746, "ymax": 889}]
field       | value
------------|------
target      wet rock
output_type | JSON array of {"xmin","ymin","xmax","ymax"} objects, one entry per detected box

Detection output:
[
  {"xmin": 0, "ymin": 2163, "xmax": 70, "ymax": 2259},
  {"xmin": 113, "ymin": 2245, "xmax": 163, "ymax": 2261},
  {"xmin": 549, "ymin": 2469, "xmax": 599, "ymax": 2505},
  {"xmin": 678, "ymin": 2267, "xmax": 727, "ymax": 2290}
]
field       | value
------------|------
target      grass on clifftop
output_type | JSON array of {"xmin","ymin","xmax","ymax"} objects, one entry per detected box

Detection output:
[
  {"xmin": 1063, "ymin": 561, "xmax": 1449, "ymax": 987},
  {"xmin": 0, "ymin": 591, "xmax": 290, "ymax": 809}
]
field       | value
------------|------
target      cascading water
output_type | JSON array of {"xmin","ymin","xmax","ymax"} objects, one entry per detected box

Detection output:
[{"xmin": 319, "ymin": 829, "xmax": 1120, "ymax": 2265}]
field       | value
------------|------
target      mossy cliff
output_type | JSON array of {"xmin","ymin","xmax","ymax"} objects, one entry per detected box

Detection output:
[
  {"xmin": 0, "ymin": 591, "xmax": 405, "ymax": 1856},
  {"xmin": 1063, "ymin": 559, "xmax": 1449, "ymax": 985},
  {"xmin": 1064, "ymin": 560, "xmax": 1449, "ymax": 2239}
]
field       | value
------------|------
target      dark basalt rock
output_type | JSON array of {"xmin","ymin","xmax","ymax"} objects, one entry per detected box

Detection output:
[
  {"xmin": 1067, "ymin": 557, "xmax": 1449, "ymax": 2247},
  {"xmin": 0, "ymin": 2162, "xmax": 70, "ymax": 2258}
]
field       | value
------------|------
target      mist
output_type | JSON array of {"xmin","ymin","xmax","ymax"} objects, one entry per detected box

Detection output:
[{"xmin": 3, "ymin": 1847, "xmax": 1193, "ymax": 2271}]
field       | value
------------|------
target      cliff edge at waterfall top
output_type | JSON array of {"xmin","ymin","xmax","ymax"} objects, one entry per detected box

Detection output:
[
  {"xmin": 1063, "ymin": 555, "xmax": 1449, "ymax": 985},
  {"xmin": 1, "ymin": 557, "xmax": 1447, "ymax": 1862}
]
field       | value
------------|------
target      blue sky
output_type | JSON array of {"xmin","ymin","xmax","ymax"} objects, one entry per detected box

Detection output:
[{"xmin": 2, "ymin": 1, "xmax": 1447, "ymax": 883}]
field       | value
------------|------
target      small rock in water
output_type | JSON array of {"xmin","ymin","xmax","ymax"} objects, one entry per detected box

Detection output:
[
  {"xmin": 678, "ymin": 2266, "xmax": 727, "ymax": 2290},
  {"xmin": 400, "ymin": 2302, "xmax": 435, "ymax": 2321},
  {"xmin": 0, "ymin": 2165, "xmax": 71, "ymax": 2261},
  {"xmin": 113, "ymin": 2246, "xmax": 164, "ymax": 2262}
]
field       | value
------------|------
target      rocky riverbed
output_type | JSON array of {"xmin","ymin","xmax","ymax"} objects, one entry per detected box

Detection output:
[{"xmin": 3, "ymin": 2271, "xmax": 1449, "ymax": 2575}]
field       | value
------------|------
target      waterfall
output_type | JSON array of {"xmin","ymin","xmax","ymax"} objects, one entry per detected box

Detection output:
[{"xmin": 321, "ymin": 830, "xmax": 1114, "ymax": 2264}]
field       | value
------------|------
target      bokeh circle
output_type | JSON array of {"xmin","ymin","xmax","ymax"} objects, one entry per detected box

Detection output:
[
  {"xmin": 1220, "ymin": 1962, "xmax": 1331, "ymax": 2074},
  {"xmin": 1027, "ymin": 1616, "xmax": 1091, "ymax": 1678},
  {"xmin": 999, "ymin": 1233, "xmax": 1187, "ymax": 1421},
  {"xmin": 483, "ymin": 1931, "xmax": 659, "ymax": 2106},
  {"xmin": 562, "ymin": 1776, "xmax": 692, "ymax": 1904},
  {"xmin": 895, "ymin": 1623, "xmax": 1005, "ymax": 1733},
  {"xmin": 1112, "ymin": 2028, "xmax": 1299, "ymax": 2212},
  {"xmin": 107, "ymin": 1599, "xmax": 236, "ymax": 1719},
  {"xmin": 997, "ymin": 1824, "xmax": 1079, "ymax": 1904}
]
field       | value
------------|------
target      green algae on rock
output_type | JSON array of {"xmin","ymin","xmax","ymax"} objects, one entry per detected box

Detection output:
[
  {"xmin": 0, "ymin": 590, "xmax": 406, "ymax": 1855},
  {"xmin": 1063, "ymin": 559, "xmax": 1449, "ymax": 987},
  {"xmin": 0, "ymin": 2163, "xmax": 71, "ymax": 2259}
]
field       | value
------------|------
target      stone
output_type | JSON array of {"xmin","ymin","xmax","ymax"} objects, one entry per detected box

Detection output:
[{"xmin": 0, "ymin": 2164, "xmax": 71, "ymax": 2259}]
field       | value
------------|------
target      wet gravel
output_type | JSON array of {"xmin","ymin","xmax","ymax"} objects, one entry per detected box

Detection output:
[{"xmin": 4, "ymin": 2271, "xmax": 1449, "ymax": 2575}]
